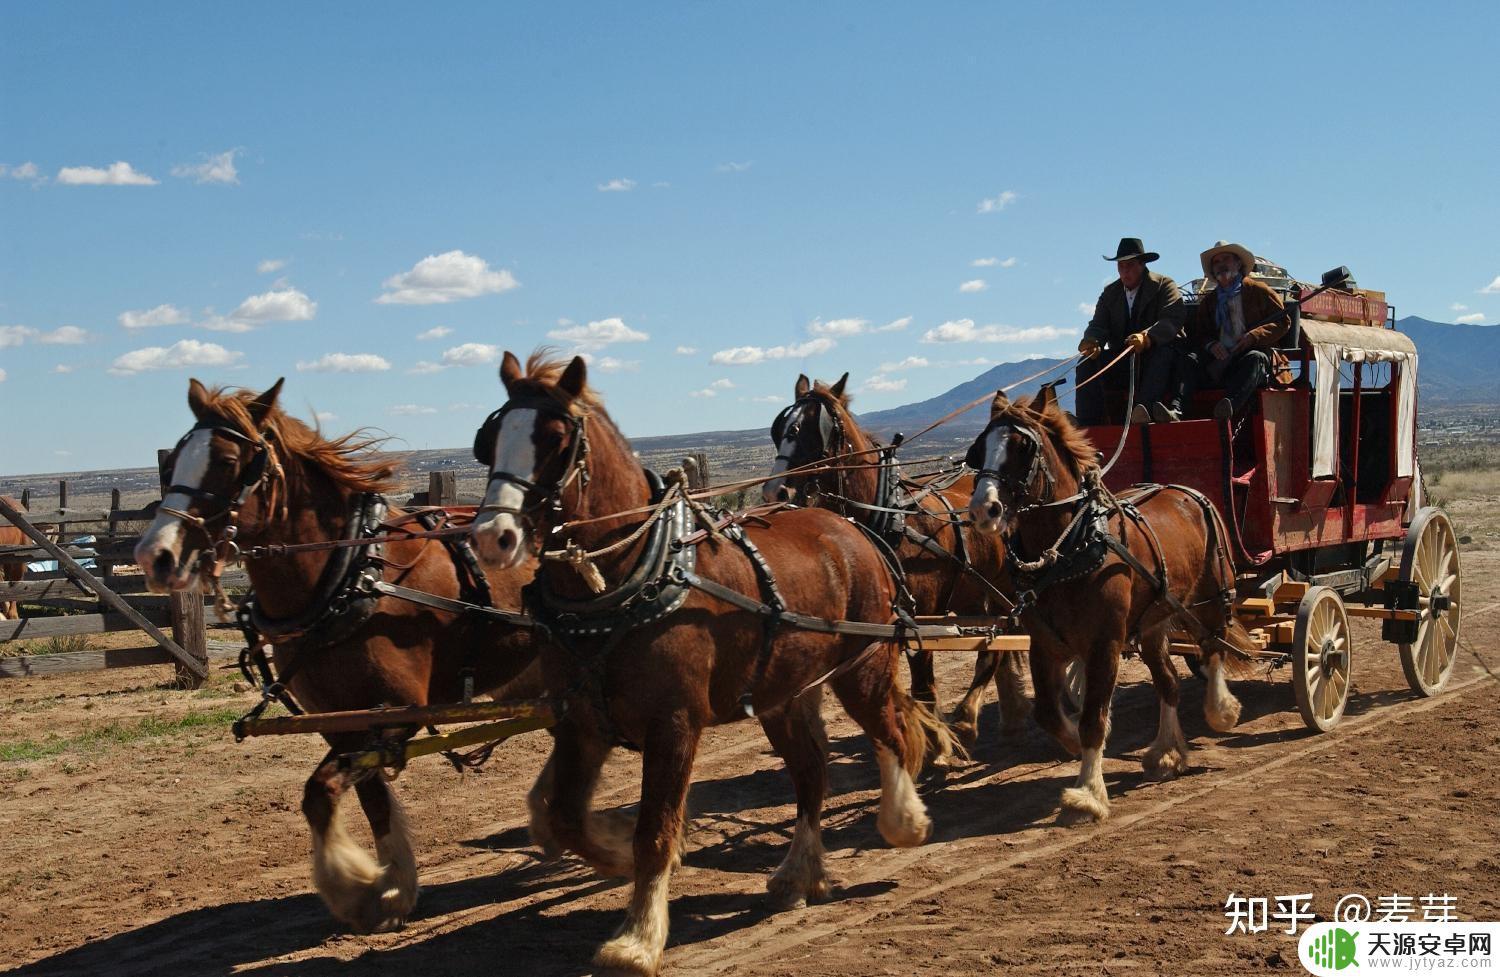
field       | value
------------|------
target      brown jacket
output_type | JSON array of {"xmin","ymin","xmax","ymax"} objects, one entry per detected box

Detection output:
[
  {"xmin": 1083, "ymin": 270, "xmax": 1185, "ymax": 349},
  {"xmin": 1189, "ymin": 276, "xmax": 1287, "ymax": 352}
]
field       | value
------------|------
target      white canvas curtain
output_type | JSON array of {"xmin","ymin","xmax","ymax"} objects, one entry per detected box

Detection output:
[{"xmin": 1303, "ymin": 321, "xmax": 1418, "ymax": 479}]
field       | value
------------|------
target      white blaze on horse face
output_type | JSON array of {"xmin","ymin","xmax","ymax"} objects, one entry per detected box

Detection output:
[
  {"xmin": 761, "ymin": 405, "xmax": 804, "ymax": 504},
  {"xmin": 473, "ymin": 408, "xmax": 538, "ymax": 569},
  {"xmin": 134, "ymin": 428, "xmax": 213, "ymax": 590},
  {"xmin": 967, "ymin": 427, "xmax": 1009, "ymax": 533}
]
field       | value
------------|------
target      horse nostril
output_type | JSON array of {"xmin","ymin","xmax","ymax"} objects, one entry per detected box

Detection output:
[
  {"xmin": 775, "ymin": 485, "xmax": 792, "ymax": 503},
  {"xmin": 987, "ymin": 501, "xmax": 1002, "ymax": 521},
  {"xmin": 498, "ymin": 528, "xmax": 518, "ymax": 553},
  {"xmin": 152, "ymin": 549, "xmax": 176, "ymax": 582}
]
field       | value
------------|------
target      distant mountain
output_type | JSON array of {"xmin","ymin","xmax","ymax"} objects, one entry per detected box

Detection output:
[
  {"xmin": 1393, "ymin": 316, "xmax": 1500, "ymax": 404},
  {"xmin": 857, "ymin": 357, "xmax": 1069, "ymax": 442}
]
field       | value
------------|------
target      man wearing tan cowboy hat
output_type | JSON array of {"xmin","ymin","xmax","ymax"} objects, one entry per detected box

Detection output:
[
  {"xmin": 1075, "ymin": 237, "xmax": 1185, "ymax": 425},
  {"xmin": 1153, "ymin": 239, "xmax": 1287, "ymax": 421}
]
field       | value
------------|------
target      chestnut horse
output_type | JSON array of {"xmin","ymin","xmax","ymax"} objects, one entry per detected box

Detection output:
[
  {"xmin": 471, "ymin": 353, "xmax": 953, "ymax": 976},
  {"xmin": 762, "ymin": 374, "xmax": 1030, "ymax": 743},
  {"xmin": 135, "ymin": 379, "xmax": 542, "ymax": 932},
  {"xmin": 0, "ymin": 496, "xmax": 27, "ymax": 620},
  {"xmin": 965, "ymin": 385, "xmax": 1253, "ymax": 823}
]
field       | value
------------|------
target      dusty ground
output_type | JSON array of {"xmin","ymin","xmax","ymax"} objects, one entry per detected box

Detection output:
[{"xmin": 2, "ymin": 548, "xmax": 1497, "ymax": 976}]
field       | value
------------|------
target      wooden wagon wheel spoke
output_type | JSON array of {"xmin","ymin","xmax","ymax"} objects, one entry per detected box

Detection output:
[
  {"xmin": 1398, "ymin": 508, "xmax": 1462, "ymax": 698},
  {"xmin": 1292, "ymin": 586, "xmax": 1352, "ymax": 733}
]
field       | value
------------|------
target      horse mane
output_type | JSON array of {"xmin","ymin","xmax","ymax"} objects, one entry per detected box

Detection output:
[
  {"xmin": 998, "ymin": 391, "xmax": 1098, "ymax": 475},
  {"xmin": 812, "ymin": 379, "xmax": 852, "ymax": 409},
  {"xmin": 513, "ymin": 349, "xmax": 605, "ymax": 414},
  {"xmin": 194, "ymin": 386, "xmax": 400, "ymax": 501}
]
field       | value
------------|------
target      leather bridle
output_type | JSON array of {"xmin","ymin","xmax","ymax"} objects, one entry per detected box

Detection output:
[
  {"xmin": 965, "ymin": 416, "xmax": 1055, "ymax": 511},
  {"xmin": 770, "ymin": 396, "xmax": 843, "ymax": 504},
  {"xmin": 473, "ymin": 396, "xmax": 591, "ymax": 530},
  {"xmin": 158, "ymin": 420, "xmax": 274, "ymax": 560}
]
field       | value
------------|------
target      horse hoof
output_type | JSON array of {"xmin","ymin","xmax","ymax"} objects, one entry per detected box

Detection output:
[
  {"xmin": 767, "ymin": 874, "xmax": 830, "ymax": 912},
  {"xmin": 1142, "ymin": 748, "xmax": 1187, "ymax": 782},
  {"xmin": 594, "ymin": 935, "xmax": 661, "ymax": 976},
  {"xmin": 947, "ymin": 717, "xmax": 979, "ymax": 747},
  {"xmin": 1057, "ymin": 787, "xmax": 1108, "ymax": 826}
]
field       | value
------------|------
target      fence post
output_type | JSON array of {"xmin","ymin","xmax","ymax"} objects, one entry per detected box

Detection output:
[
  {"xmin": 428, "ymin": 470, "xmax": 456, "ymax": 507},
  {"xmin": 170, "ymin": 586, "xmax": 208, "ymax": 689}
]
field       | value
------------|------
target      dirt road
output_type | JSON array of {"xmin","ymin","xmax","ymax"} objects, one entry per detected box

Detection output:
[{"xmin": 3, "ymin": 554, "xmax": 1497, "ymax": 976}]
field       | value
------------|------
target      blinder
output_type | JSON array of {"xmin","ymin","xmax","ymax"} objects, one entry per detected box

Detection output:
[
  {"xmin": 473, "ymin": 395, "xmax": 590, "ymax": 523},
  {"xmin": 164, "ymin": 420, "xmax": 271, "ymax": 514},
  {"xmin": 770, "ymin": 398, "xmax": 837, "ymax": 459},
  {"xmin": 968, "ymin": 417, "xmax": 1050, "ymax": 507}
]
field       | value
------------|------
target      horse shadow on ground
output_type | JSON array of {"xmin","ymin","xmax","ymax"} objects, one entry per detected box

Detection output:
[{"xmin": 11, "ymin": 671, "xmax": 1408, "ymax": 976}]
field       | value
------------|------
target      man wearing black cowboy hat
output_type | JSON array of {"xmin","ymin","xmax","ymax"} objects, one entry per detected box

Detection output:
[{"xmin": 1075, "ymin": 237, "xmax": 1185, "ymax": 425}]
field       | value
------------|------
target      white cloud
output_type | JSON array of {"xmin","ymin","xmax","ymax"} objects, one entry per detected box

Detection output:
[
  {"xmin": 674, "ymin": 345, "xmax": 698, "ymax": 355},
  {"xmin": 296, "ymin": 352, "xmax": 392, "ymax": 373},
  {"xmin": 861, "ymin": 375, "xmax": 907, "ymax": 393},
  {"xmin": 1456, "ymin": 313, "xmax": 1486, "ymax": 325},
  {"xmin": 389, "ymin": 404, "xmax": 438, "ymax": 416},
  {"xmin": 407, "ymin": 361, "xmax": 445, "ymax": 375},
  {"xmin": 119, "ymin": 304, "xmax": 190, "ymax": 329},
  {"xmin": 595, "ymin": 356, "xmax": 639, "ymax": 373},
  {"xmin": 959, "ymin": 279, "xmax": 988, "ymax": 293},
  {"xmin": 955, "ymin": 356, "xmax": 993, "ymax": 367},
  {"xmin": 879, "ymin": 356, "xmax": 929, "ymax": 372},
  {"xmin": 998, "ymin": 257, "xmax": 1018, "ymax": 268},
  {"xmin": 597, "ymin": 178, "xmax": 636, "ymax": 192},
  {"xmin": 749, "ymin": 394, "xmax": 784, "ymax": 404},
  {"xmin": 976, "ymin": 190, "xmax": 1017, "ymax": 214},
  {"xmin": 315, "ymin": 411, "xmax": 338, "ymax": 423},
  {"xmin": 875, "ymin": 316, "xmax": 912, "ymax": 333},
  {"xmin": 1451, "ymin": 303, "xmax": 1469, "ymax": 312},
  {"xmin": 972, "ymin": 256, "xmax": 1017, "ymax": 268},
  {"xmin": 547, "ymin": 316, "xmax": 649, "ymax": 350},
  {"xmin": 710, "ymin": 337, "xmax": 835, "ymax": 365},
  {"xmin": 56, "ymin": 161, "xmax": 158, "ymax": 186},
  {"xmin": 0, "ymin": 368, "xmax": 6, "ymax": 382},
  {"xmin": 920, "ymin": 319, "xmax": 1075, "ymax": 344},
  {"xmin": 376, "ymin": 250, "xmax": 519, "ymax": 305},
  {"xmin": 202, "ymin": 287, "xmax": 317, "ymax": 332},
  {"xmin": 417, "ymin": 326, "xmax": 452, "ymax": 341},
  {"xmin": 108, "ymin": 339, "xmax": 242, "ymax": 375},
  {"xmin": 808, "ymin": 317, "xmax": 868, "ymax": 337},
  {"xmin": 1078, "ymin": 302, "xmax": 1096, "ymax": 317},
  {"xmin": 441, "ymin": 342, "xmax": 502, "ymax": 367},
  {"xmin": 447, "ymin": 402, "xmax": 485, "ymax": 412},
  {"xmin": 257, "ymin": 258, "xmax": 287, "ymax": 274},
  {"xmin": 53, "ymin": 364, "xmax": 75, "ymax": 374},
  {"xmin": 687, "ymin": 379, "xmax": 732, "ymax": 399},
  {"xmin": 2, "ymin": 162, "xmax": 43, "ymax": 184},
  {"xmin": 171, "ymin": 149, "xmax": 240, "ymax": 185},
  {"xmin": 1480, "ymin": 276, "xmax": 1500, "ymax": 295},
  {"xmin": 716, "ymin": 161, "xmax": 753, "ymax": 173},
  {"xmin": 36, "ymin": 325, "xmax": 88, "ymax": 345},
  {"xmin": 0, "ymin": 325, "xmax": 36, "ymax": 348}
]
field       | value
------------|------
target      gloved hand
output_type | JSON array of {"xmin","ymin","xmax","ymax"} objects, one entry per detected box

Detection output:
[
  {"xmin": 1125, "ymin": 331, "xmax": 1150, "ymax": 352},
  {"xmin": 1078, "ymin": 338, "xmax": 1102, "ymax": 358}
]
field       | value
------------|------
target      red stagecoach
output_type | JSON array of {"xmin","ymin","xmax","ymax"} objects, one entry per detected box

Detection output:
[{"xmin": 1079, "ymin": 261, "xmax": 1460, "ymax": 731}]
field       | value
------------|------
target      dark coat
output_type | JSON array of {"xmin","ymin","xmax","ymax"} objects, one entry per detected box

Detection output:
[
  {"xmin": 1083, "ymin": 270, "xmax": 1185, "ymax": 349},
  {"xmin": 1188, "ymin": 276, "xmax": 1287, "ymax": 352}
]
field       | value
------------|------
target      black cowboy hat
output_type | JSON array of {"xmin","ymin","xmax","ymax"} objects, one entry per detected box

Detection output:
[{"xmin": 1102, "ymin": 237, "xmax": 1159, "ymax": 263}]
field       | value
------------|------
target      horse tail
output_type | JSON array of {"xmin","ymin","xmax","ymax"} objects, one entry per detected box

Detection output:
[
  {"xmin": 896, "ymin": 685, "xmax": 968, "ymax": 772},
  {"xmin": 1214, "ymin": 618, "xmax": 1262, "ymax": 680}
]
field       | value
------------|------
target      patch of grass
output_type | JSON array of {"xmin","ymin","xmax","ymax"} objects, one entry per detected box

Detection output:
[
  {"xmin": 1, "ymin": 633, "xmax": 94, "ymax": 658},
  {"xmin": 0, "ymin": 704, "xmax": 244, "ymax": 762}
]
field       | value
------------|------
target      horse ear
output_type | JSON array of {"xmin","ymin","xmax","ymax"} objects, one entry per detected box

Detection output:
[
  {"xmin": 187, "ymin": 379, "xmax": 211, "ymax": 419},
  {"xmin": 1035, "ymin": 383, "xmax": 1058, "ymax": 413},
  {"xmin": 795, "ymin": 373, "xmax": 810, "ymax": 398},
  {"xmin": 991, "ymin": 391, "xmax": 1010, "ymax": 416},
  {"xmin": 829, "ymin": 372, "xmax": 849, "ymax": 399},
  {"xmin": 558, "ymin": 356, "xmax": 588, "ymax": 400},
  {"xmin": 246, "ymin": 378, "xmax": 284, "ymax": 429},
  {"xmin": 499, "ymin": 351, "xmax": 523, "ymax": 392}
]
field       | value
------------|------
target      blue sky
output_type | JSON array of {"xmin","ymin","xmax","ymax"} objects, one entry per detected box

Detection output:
[{"xmin": 3, "ymin": 2, "xmax": 1497, "ymax": 475}]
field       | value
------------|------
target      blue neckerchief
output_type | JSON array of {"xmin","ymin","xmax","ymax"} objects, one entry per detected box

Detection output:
[{"xmin": 1215, "ymin": 275, "xmax": 1244, "ymax": 332}]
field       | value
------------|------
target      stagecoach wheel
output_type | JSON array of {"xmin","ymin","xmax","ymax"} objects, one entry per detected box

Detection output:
[
  {"xmin": 1062, "ymin": 658, "xmax": 1085, "ymax": 717},
  {"xmin": 1397, "ymin": 507, "xmax": 1462, "ymax": 697},
  {"xmin": 1292, "ymin": 586, "xmax": 1353, "ymax": 734}
]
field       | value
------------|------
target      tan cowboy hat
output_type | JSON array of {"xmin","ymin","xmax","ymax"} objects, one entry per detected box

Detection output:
[{"xmin": 1200, "ymin": 240, "xmax": 1257, "ymax": 278}]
